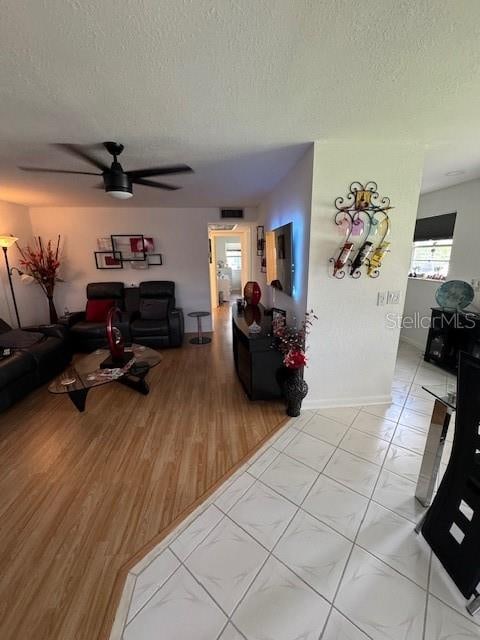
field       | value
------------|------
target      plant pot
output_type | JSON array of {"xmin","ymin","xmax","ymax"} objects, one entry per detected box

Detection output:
[{"xmin": 277, "ymin": 366, "xmax": 308, "ymax": 417}]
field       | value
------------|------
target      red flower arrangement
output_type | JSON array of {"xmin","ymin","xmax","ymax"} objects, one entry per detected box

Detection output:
[
  {"xmin": 17, "ymin": 235, "xmax": 63, "ymax": 322},
  {"xmin": 274, "ymin": 309, "xmax": 317, "ymax": 370}
]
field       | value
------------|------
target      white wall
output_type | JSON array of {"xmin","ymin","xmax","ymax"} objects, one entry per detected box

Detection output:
[
  {"xmin": 29, "ymin": 207, "xmax": 257, "ymax": 331},
  {"xmin": 0, "ymin": 199, "xmax": 44, "ymax": 326},
  {"xmin": 401, "ymin": 179, "xmax": 480, "ymax": 350},
  {"xmin": 304, "ymin": 142, "xmax": 424, "ymax": 407},
  {"xmin": 255, "ymin": 145, "xmax": 313, "ymax": 322}
]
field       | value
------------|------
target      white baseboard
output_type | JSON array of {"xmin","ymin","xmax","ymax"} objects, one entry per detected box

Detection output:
[{"xmin": 302, "ymin": 394, "xmax": 392, "ymax": 410}]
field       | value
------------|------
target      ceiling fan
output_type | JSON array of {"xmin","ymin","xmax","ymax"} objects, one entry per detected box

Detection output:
[{"xmin": 19, "ymin": 142, "xmax": 194, "ymax": 199}]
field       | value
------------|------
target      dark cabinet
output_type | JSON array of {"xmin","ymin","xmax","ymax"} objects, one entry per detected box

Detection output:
[
  {"xmin": 232, "ymin": 305, "xmax": 284, "ymax": 400},
  {"xmin": 424, "ymin": 308, "xmax": 480, "ymax": 373}
]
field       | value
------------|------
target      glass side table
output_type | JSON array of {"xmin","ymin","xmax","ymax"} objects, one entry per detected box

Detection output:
[{"xmin": 415, "ymin": 382, "xmax": 456, "ymax": 507}]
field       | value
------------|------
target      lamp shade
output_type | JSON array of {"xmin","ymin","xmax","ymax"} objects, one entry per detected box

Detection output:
[{"xmin": 0, "ymin": 235, "xmax": 19, "ymax": 248}]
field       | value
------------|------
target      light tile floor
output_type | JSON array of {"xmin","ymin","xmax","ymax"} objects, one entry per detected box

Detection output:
[{"xmin": 115, "ymin": 342, "xmax": 480, "ymax": 640}]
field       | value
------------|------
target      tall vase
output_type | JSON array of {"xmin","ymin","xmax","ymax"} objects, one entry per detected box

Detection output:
[
  {"xmin": 47, "ymin": 295, "xmax": 58, "ymax": 323},
  {"xmin": 278, "ymin": 367, "xmax": 308, "ymax": 417}
]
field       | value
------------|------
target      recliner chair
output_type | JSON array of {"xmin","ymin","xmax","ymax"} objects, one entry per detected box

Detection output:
[
  {"xmin": 130, "ymin": 281, "xmax": 184, "ymax": 348},
  {"xmin": 67, "ymin": 282, "xmax": 129, "ymax": 352}
]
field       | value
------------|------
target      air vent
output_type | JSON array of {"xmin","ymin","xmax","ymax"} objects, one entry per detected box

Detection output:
[{"xmin": 220, "ymin": 208, "xmax": 244, "ymax": 219}]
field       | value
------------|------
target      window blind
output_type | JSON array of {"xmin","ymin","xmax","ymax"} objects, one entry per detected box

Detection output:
[{"xmin": 413, "ymin": 212, "xmax": 457, "ymax": 242}]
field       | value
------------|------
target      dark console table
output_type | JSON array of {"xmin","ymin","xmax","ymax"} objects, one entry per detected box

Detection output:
[
  {"xmin": 424, "ymin": 307, "xmax": 480, "ymax": 373},
  {"xmin": 232, "ymin": 304, "xmax": 283, "ymax": 400}
]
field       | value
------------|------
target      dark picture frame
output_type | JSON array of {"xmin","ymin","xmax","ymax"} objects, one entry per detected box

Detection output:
[
  {"xmin": 111, "ymin": 234, "xmax": 146, "ymax": 261},
  {"xmin": 147, "ymin": 253, "xmax": 163, "ymax": 266},
  {"xmin": 272, "ymin": 307, "xmax": 286, "ymax": 335},
  {"xmin": 256, "ymin": 225, "xmax": 265, "ymax": 256},
  {"xmin": 94, "ymin": 251, "xmax": 123, "ymax": 270}
]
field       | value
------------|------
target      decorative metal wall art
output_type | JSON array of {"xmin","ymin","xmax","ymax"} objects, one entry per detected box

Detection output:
[
  {"xmin": 330, "ymin": 181, "xmax": 392, "ymax": 279},
  {"xmin": 94, "ymin": 235, "xmax": 162, "ymax": 270}
]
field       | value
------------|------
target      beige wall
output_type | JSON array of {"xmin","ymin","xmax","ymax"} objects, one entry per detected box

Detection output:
[
  {"xmin": 29, "ymin": 206, "xmax": 258, "ymax": 331},
  {"xmin": 304, "ymin": 142, "xmax": 424, "ymax": 407}
]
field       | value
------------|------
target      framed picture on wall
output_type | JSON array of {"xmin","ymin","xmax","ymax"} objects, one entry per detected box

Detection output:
[
  {"xmin": 147, "ymin": 253, "xmax": 163, "ymax": 265},
  {"xmin": 130, "ymin": 260, "xmax": 149, "ymax": 270},
  {"xmin": 271, "ymin": 307, "xmax": 286, "ymax": 336},
  {"xmin": 130, "ymin": 236, "xmax": 155, "ymax": 253},
  {"xmin": 111, "ymin": 234, "xmax": 146, "ymax": 261},
  {"xmin": 97, "ymin": 237, "xmax": 113, "ymax": 251},
  {"xmin": 94, "ymin": 251, "xmax": 123, "ymax": 270}
]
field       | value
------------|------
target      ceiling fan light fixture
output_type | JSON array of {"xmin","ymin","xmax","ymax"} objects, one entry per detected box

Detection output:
[{"xmin": 107, "ymin": 189, "xmax": 133, "ymax": 200}]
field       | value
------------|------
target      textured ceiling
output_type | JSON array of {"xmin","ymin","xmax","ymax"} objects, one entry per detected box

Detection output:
[{"xmin": 1, "ymin": 0, "xmax": 480, "ymax": 206}]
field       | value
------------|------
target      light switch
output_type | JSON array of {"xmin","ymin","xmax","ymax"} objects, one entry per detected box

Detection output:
[{"xmin": 387, "ymin": 290, "xmax": 401, "ymax": 305}]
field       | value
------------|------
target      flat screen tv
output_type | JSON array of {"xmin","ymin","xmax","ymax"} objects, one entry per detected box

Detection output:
[{"xmin": 267, "ymin": 222, "xmax": 294, "ymax": 297}]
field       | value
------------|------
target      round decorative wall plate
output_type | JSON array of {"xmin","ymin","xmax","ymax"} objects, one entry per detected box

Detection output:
[{"xmin": 435, "ymin": 280, "xmax": 474, "ymax": 310}]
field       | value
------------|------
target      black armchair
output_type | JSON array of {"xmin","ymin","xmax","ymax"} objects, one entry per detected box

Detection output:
[
  {"xmin": 68, "ymin": 282, "xmax": 129, "ymax": 352},
  {"xmin": 130, "ymin": 281, "xmax": 184, "ymax": 348}
]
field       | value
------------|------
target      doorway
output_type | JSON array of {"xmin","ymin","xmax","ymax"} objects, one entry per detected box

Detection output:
[{"xmin": 208, "ymin": 226, "xmax": 251, "ymax": 322}]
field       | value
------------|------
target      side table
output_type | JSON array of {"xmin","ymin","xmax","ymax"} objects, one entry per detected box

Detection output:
[{"xmin": 188, "ymin": 311, "xmax": 211, "ymax": 345}]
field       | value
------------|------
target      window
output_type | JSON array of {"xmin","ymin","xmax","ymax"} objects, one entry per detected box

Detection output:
[
  {"xmin": 409, "ymin": 239, "xmax": 453, "ymax": 280},
  {"xmin": 225, "ymin": 243, "xmax": 242, "ymax": 270}
]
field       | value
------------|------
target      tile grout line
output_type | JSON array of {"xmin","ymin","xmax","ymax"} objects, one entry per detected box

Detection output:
[{"xmin": 422, "ymin": 551, "xmax": 433, "ymax": 640}]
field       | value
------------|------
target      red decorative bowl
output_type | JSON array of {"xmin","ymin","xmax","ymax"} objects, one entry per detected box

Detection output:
[{"xmin": 244, "ymin": 281, "xmax": 261, "ymax": 306}]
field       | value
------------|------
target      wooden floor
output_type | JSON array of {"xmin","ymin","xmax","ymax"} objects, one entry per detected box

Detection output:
[{"xmin": 0, "ymin": 304, "xmax": 285, "ymax": 640}]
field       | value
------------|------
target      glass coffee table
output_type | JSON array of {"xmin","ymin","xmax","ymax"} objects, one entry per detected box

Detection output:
[
  {"xmin": 49, "ymin": 344, "xmax": 161, "ymax": 412},
  {"xmin": 415, "ymin": 381, "xmax": 456, "ymax": 507}
]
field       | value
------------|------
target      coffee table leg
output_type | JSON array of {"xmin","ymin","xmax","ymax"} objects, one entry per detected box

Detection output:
[
  {"xmin": 68, "ymin": 388, "xmax": 89, "ymax": 412},
  {"xmin": 117, "ymin": 375, "xmax": 150, "ymax": 395}
]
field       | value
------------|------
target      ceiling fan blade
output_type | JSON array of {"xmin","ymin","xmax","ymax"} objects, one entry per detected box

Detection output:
[
  {"xmin": 18, "ymin": 166, "xmax": 101, "ymax": 176},
  {"xmin": 132, "ymin": 177, "xmax": 180, "ymax": 191},
  {"xmin": 53, "ymin": 143, "xmax": 110, "ymax": 172},
  {"xmin": 127, "ymin": 164, "xmax": 193, "ymax": 179}
]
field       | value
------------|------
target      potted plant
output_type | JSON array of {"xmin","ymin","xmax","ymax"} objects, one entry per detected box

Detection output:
[
  {"xmin": 274, "ymin": 310, "xmax": 316, "ymax": 416},
  {"xmin": 17, "ymin": 235, "xmax": 63, "ymax": 323}
]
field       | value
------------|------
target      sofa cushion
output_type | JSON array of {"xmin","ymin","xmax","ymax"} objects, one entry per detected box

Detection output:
[
  {"xmin": 0, "ymin": 329, "xmax": 44, "ymax": 349},
  {"xmin": 86, "ymin": 299, "xmax": 114, "ymax": 322},
  {"xmin": 70, "ymin": 321, "xmax": 107, "ymax": 338},
  {"xmin": 139, "ymin": 298, "xmax": 169, "ymax": 320},
  {"xmin": 0, "ymin": 352, "xmax": 36, "ymax": 389},
  {"xmin": 131, "ymin": 318, "xmax": 169, "ymax": 337}
]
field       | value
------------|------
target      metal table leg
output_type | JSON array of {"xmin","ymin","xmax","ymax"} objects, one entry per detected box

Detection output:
[
  {"xmin": 189, "ymin": 315, "xmax": 211, "ymax": 344},
  {"xmin": 415, "ymin": 399, "xmax": 452, "ymax": 507},
  {"xmin": 467, "ymin": 595, "xmax": 480, "ymax": 616}
]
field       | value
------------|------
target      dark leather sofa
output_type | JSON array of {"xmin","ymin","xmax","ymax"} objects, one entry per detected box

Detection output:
[
  {"xmin": 65, "ymin": 282, "xmax": 130, "ymax": 352},
  {"xmin": 0, "ymin": 319, "xmax": 71, "ymax": 412},
  {"xmin": 66, "ymin": 281, "xmax": 184, "ymax": 351},
  {"xmin": 130, "ymin": 281, "xmax": 184, "ymax": 348}
]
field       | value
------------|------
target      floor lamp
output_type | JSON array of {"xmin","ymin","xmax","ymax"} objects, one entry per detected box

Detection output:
[{"xmin": 0, "ymin": 235, "xmax": 20, "ymax": 327}]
